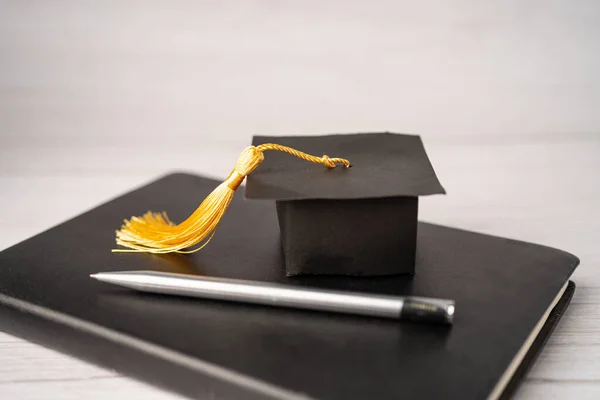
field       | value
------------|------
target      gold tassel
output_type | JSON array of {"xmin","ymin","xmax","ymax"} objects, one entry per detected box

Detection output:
[{"xmin": 113, "ymin": 143, "xmax": 350, "ymax": 254}]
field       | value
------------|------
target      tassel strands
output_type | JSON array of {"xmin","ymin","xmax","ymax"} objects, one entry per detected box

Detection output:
[{"xmin": 114, "ymin": 144, "xmax": 350, "ymax": 254}]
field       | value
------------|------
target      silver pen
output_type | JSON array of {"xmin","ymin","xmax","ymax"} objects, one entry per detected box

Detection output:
[{"xmin": 91, "ymin": 271, "xmax": 455, "ymax": 324}]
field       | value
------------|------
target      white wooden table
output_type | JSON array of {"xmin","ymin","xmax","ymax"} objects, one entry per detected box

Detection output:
[{"xmin": 1, "ymin": 2, "xmax": 599, "ymax": 399}]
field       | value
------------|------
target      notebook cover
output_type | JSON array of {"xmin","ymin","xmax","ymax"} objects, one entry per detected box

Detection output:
[
  {"xmin": 501, "ymin": 280, "xmax": 575, "ymax": 399},
  {"xmin": 0, "ymin": 173, "xmax": 579, "ymax": 399}
]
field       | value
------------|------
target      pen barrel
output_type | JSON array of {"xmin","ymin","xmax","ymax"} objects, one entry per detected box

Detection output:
[
  {"xmin": 139, "ymin": 273, "xmax": 405, "ymax": 319},
  {"xmin": 95, "ymin": 272, "xmax": 455, "ymax": 324}
]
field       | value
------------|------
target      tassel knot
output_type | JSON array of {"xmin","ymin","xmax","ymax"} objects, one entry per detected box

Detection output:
[
  {"xmin": 321, "ymin": 155, "xmax": 336, "ymax": 168},
  {"xmin": 234, "ymin": 146, "xmax": 265, "ymax": 176},
  {"xmin": 225, "ymin": 146, "xmax": 264, "ymax": 190}
]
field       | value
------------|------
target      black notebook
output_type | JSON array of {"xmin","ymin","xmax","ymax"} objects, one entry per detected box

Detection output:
[{"xmin": 0, "ymin": 173, "xmax": 579, "ymax": 400}]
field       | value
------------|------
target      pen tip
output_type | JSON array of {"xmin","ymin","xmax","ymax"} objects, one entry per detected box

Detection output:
[{"xmin": 89, "ymin": 274, "xmax": 99, "ymax": 279}]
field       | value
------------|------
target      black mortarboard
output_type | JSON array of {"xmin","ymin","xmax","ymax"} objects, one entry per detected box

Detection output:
[
  {"xmin": 245, "ymin": 132, "xmax": 445, "ymax": 276},
  {"xmin": 114, "ymin": 132, "xmax": 444, "ymax": 277}
]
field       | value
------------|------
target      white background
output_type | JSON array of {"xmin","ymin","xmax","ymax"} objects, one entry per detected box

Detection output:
[{"xmin": 1, "ymin": 1, "xmax": 599, "ymax": 399}]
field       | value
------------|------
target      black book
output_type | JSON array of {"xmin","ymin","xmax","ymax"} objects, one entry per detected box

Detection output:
[{"xmin": 0, "ymin": 173, "xmax": 579, "ymax": 399}]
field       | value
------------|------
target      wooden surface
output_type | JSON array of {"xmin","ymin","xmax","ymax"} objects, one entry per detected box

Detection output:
[{"xmin": 1, "ymin": 2, "xmax": 599, "ymax": 399}]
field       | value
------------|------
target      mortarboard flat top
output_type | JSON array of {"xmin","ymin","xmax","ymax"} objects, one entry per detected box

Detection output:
[{"xmin": 245, "ymin": 132, "xmax": 446, "ymax": 201}]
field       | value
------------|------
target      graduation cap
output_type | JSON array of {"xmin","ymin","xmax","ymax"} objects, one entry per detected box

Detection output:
[
  {"xmin": 246, "ymin": 133, "xmax": 445, "ymax": 276},
  {"xmin": 114, "ymin": 132, "xmax": 445, "ymax": 276}
]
